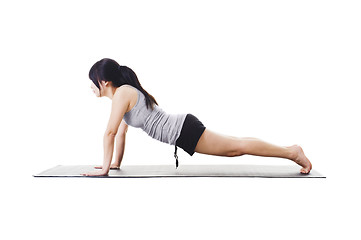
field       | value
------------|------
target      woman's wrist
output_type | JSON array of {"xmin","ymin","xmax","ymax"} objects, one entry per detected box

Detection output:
[{"xmin": 113, "ymin": 160, "xmax": 122, "ymax": 166}]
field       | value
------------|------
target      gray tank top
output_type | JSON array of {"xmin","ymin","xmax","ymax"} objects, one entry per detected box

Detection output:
[{"xmin": 123, "ymin": 85, "xmax": 187, "ymax": 146}]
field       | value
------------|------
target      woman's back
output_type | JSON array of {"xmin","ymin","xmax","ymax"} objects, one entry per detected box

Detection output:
[{"xmin": 123, "ymin": 85, "xmax": 187, "ymax": 145}]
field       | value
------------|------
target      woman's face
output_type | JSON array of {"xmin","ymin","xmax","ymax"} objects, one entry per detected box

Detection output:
[{"xmin": 90, "ymin": 81, "xmax": 101, "ymax": 97}]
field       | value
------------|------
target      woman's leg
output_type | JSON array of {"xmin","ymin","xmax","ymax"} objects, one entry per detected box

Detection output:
[{"xmin": 194, "ymin": 129, "xmax": 312, "ymax": 173}]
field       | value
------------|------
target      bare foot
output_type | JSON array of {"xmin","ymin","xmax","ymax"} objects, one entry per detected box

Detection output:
[{"xmin": 287, "ymin": 145, "xmax": 312, "ymax": 174}]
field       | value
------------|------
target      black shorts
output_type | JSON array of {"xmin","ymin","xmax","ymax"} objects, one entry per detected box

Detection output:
[{"xmin": 175, "ymin": 114, "xmax": 206, "ymax": 156}]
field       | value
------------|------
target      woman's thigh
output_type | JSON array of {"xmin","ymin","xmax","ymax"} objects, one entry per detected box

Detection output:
[{"xmin": 194, "ymin": 129, "xmax": 244, "ymax": 157}]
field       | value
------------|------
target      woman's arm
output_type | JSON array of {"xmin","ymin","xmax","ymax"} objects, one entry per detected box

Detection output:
[
  {"xmin": 94, "ymin": 120, "xmax": 128, "ymax": 169},
  {"xmin": 82, "ymin": 88, "xmax": 130, "ymax": 176},
  {"xmin": 114, "ymin": 120, "xmax": 128, "ymax": 166}
]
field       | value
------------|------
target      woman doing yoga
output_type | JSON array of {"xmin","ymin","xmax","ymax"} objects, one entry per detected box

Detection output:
[{"xmin": 81, "ymin": 58, "xmax": 312, "ymax": 176}]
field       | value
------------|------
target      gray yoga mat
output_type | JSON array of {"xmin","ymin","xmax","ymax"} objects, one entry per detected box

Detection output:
[{"xmin": 33, "ymin": 164, "xmax": 325, "ymax": 178}]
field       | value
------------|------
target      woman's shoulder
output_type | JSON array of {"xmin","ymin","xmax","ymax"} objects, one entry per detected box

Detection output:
[
  {"xmin": 112, "ymin": 85, "xmax": 137, "ymax": 104},
  {"xmin": 116, "ymin": 84, "xmax": 138, "ymax": 94},
  {"xmin": 115, "ymin": 85, "xmax": 139, "ymax": 112},
  {"xmin": 118, "ymin": 84, "xmax": 135, "ymax": 90}
]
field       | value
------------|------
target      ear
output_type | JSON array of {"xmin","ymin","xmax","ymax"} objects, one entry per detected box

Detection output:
[
  {"xmin": 101, "ymin": 80, "xmax": 110, "ymax": 87},
  {"xmin": 99, "ymin": 80, "xmax": 107, "ymax": 87}
]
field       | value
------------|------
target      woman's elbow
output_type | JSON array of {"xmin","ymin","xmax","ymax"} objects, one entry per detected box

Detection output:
[
  {"xmin": 116, "ymin": 121, "xmax": 128, "ymax": 138},
  {"xmin": 116, "ymin": 128, "xmax": 128, "ymax": 139}
]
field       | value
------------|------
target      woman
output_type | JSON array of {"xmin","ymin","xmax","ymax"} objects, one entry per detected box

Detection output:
[{"xmin": 81, "ymin": 58, "xmax": 312, "ymax": 176}]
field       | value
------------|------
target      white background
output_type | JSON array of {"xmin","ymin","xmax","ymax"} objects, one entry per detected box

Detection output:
[{"xmin": 1, "ymin": 0, "xmax": 360, "ymax": 239}]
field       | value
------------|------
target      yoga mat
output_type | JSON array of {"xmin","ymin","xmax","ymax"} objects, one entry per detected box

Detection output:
[{"xmin": 33, "ymin": 164, "xmax": 325, "ymax": 178}]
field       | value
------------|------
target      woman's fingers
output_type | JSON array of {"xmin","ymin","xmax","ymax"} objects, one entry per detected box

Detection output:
[
  {"xmin": 94, "ymin": 165, "xmax": 120, "ymax": 169},
  {"xmin": 81, "ymin": 171, "xmax": 108, "ymax": 176}
]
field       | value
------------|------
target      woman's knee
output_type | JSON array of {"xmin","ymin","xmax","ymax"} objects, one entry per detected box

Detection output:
[{"xmin": 226, "ymin": 142, "xmax": 246, "ymax": 157}]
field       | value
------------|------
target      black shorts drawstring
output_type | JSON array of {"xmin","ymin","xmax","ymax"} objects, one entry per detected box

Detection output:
[
  {"xmin": 173, "ymin": 114, "xmax": 206, "ymax": 169},
  {"xmin": 174, "ymin": 145, "xmax": 179, "ymax": 169}
]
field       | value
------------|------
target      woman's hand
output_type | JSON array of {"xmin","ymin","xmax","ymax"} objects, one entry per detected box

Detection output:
[
  {"xmin": 81, "ymin": 170, "xmax": 109, "ymax": 177},
  {"xmin": 94, "ymin": 163, "xmax": 120, "ymax": 170}
]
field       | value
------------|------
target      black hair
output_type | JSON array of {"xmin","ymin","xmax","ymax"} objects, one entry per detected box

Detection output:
[{"xmin": 89, "ymin": 58, "xmax": 158, "ymax": 110}]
